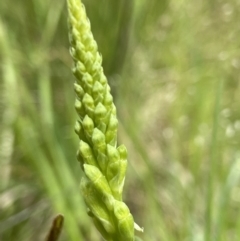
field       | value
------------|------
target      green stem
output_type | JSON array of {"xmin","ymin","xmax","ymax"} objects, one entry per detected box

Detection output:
[{"xmin": 204, "ymin": 79, "xmax": 224, "ymax": 241}]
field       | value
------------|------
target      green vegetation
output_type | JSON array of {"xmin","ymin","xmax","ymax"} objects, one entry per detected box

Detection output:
[{"xmin": 1, "ymin": 0, "xmax": 240, "ymax": 241}]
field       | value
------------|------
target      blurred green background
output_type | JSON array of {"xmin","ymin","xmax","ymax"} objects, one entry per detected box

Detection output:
[{"xmin": 1, "ymin": 0, "xmax": 240, "ymax": 240}]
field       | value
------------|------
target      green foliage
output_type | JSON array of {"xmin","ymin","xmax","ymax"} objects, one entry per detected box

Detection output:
[{"xmin": 1, "ymin": 0, "xmax": 240, "ymax": 241}]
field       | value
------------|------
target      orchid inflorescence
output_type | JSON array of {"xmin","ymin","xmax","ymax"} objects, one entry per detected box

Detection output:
[{"xmin": 67, "ymin": 0, "xmax": 143, "ymax": 240}]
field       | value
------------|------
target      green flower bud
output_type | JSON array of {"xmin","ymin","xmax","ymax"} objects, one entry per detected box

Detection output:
[
  {"xmin": 94, "ymin": 102, "xmax": 107, "ymax": 120},
  {"xmin": 109, "ymin": 162, "xmax": 127, "ymax": 200},
  {"xmin": 74, "ymin": 120, "xmax": 86, "ymax": 142},
  {"xmin": 94, "ymin": 103, "xmax": 108, "ymax": 132},
  {"xmin": 76, "ymin": 40, "xmax": 85, "ymax": 53},
  {"xmin": 113, "ymin": 201, "xmax": 134, "ymax": 241},
  {"xmin": 76, "ymin": 60, "xmax": 86, "ymax": 73},
  {"xmin": 83, "ymin": 164, "xmax": 115, "ymax": 211},
  {"xmin": 106, "ymin": 145, "xmax": 127, "ymax": 200},
  {"xmin": 75, "ymin": 98, "xmax": 82, "ymax": 111},
  {"xmin": 82, "ymin": 93, "xmax": 94, "ymax": 117},
  {"xmin": 104, "ymin": 91, "xmax": 113, "ymax": 107},
  {"xmin": 84, "ymin": 51, "xmax": 94, "ymax": 70},
  {"xmin": 69, "ymin": 46, "xmax": 76, "ymax": 58},
  {"xmin": 87, "ymin": 39, "xmax": 98, "ymax": 53},
  {"xmin": 74, "ymin": 120, "xmax": 81, "ymax": 135},
  {"xmin": 75, "ymin": 99, "xmax": 85, "ymax": 118},
  {"xmin": 92, "ymin": 128, "xmax": 107, "ymax": 171},
  {"xmin": 92, "ymin": 216, "xmax": 113, "ymax": 241},
  {"xmin": 92, "ymin": 128, "xmax": 106, "ymax": 152},
  {"xmin": 78, "ymin": 141, "xmax": 98, "ymax": 167},
  {"xmin": 107, "ymin": 144, "xmax": 120, "ymax": 163},
  {"xmin": 92, "ymin": 81, "xmax": 104, "ymax": 100},
  {"xmin": 118, "ymin": 144, "xmax": 128, "ymax": 160},
  {"xmin": 91, "ymin": 55, "xmax": 103, "ymax": 70},
  {"xmin": 74, "ymin": 83, "xmax": 84, "ymax": 99},
  {"xmin": 82, "ymin": 115, "xmax": 94, "ymax": 141},
  {"xmin": 106, "ymin": 114, "xmax": 118, "ymax": 145},
  {"xmin": 82, "ymin": 72, "xmax": 93, "ymax": 91},
  {"xmin": 80, "ymin": 177, "xmax": 115, "ymax": 234},
  {"xmin": 84, "ymin": 164, "xmax": 111, "ymax": 195},
  {"xmin": 99, "ymin": 73, "xmax": 107, "ymax": 86},
  {"xmin": 82, "ymin": 33, "xmax": 94, "ymax": 47},
  {"xmin": 76, "ymin": 149, "xmax": 84, "ymax": 168},
  {"xmin": 74, "ymin": 68, "xmax": 83, "ymax": 81}
]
